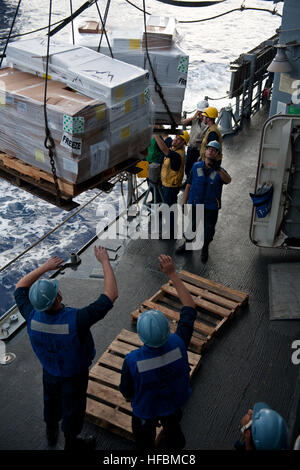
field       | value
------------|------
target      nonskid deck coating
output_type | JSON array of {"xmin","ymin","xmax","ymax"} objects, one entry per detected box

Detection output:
[{"xmin": 1, "ymin": 109, "xmax": 300, "ymax": 451}]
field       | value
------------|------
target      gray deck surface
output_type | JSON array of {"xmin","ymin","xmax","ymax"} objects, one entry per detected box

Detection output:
[{"xmin": 1, "ymin": 109, "xmax": 300, "ymax": 453}]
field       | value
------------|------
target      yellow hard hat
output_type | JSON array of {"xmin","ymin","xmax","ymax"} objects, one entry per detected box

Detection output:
[
  {"xmin": 203, "ymin": 106, "xmax": 218, "ymax": 119},
  {"xmin": 180, "ymin": 130, "xmax": 190, "ymax": 145}
]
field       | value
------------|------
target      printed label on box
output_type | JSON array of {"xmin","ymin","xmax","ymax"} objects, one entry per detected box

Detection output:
[
  {"xmin": 96, "ymin": 105, "xmax": 106, "ymax": 120},
  {"xmin": 122, "ymin": 126, "xmax": 130, "ymax": 139},
  {"xmin": 125, "ymin": 99, "xmax": 131, "ymax": 113},
  {"xmin": 177, "ymin": 56, "xmax": 188, "ymax": 74},
  {"xmin": 129, "ymin": 39, "xmax": 141, "ymax": 50},
  {"xmin": 63, "ymin": 114, "xmax": 85, "ymax": 134},
  {"xmin": 144, "ymin": 88, "xmax": 150, "ymax": 104},
  {"xmin": 60, "ymin": 132, "xmax": 83, "ymax": 155},
  {"xmin": 90, "ymin": 141, "xmax": 109, "ymax": 176},
  {"xmin": 115, "ymin": 86, "xmax": 125, "ymax": 101},
  {"xmin": 17, "ymin": 101, "xmax": 27, "ymax": 113},
  {"xmin": 35, "ymin": 150, "xmax": 45, "ymax": 163},
  {"xmin": 63, "ymin": 157, "xmax": 78, "ymax": 173},
  {"xmin": 5, "ymin": 95, "xmax": 14, "ymax": 105}
]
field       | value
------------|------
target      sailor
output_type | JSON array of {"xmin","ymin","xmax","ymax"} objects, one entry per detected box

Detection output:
[
  {"xmin": 154, "ymin": 130, "xmax": 189, "ymax": 207},
  {"xmin": 200, "ymin": 106, "xmax": 223, "ymax": 161},
  {"xmin": 235, "ymin": 402, "xmax": 288, "ymax": 450},
  {"xmin": 182, "ymin": 99, "xmax": 208, "ymax": 178},
  {"xmin": 119, "ymin": 254, "xmax": 197, "ymax": 450},
  {"xmin": 146, "ymin": 126, "xmax": 172, "ymax": 203},
  {"xmin": 176, "ymin": 141, "xmax": 231, "ymax": 262},
  {"xmin": 14, "ymin": 246, "xmax": 118, "ymax": 450}
]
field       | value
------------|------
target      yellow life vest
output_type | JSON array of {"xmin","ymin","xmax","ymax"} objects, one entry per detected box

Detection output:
[
  {"xmin": 161, "ymin": 147, "xmax": 185, "ymax": 188},
  {"xmin": 200, "ymin": 123, "xmax": 223, "ymax": 160}
]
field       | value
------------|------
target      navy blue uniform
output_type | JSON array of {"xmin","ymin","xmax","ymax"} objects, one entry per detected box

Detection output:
[
  {"xmin": 14, "ymin": 287, "xmax": 113, "ymax": 437},
  {"xmin": 120, "ymin": 306, "xmax": 197, "ymax": 450}
]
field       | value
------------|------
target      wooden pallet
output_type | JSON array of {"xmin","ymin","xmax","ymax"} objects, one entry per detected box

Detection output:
[
  {"xmin": 130, "ymin": 270, "xmax": 249, "ymax": 354},
  {"xmin": 0, "ymin": 151, "xmax": 139, "ymax": 208},
  {"xmin": 86, "ymin": 328, "xmax": 201, "ymax": 442}
]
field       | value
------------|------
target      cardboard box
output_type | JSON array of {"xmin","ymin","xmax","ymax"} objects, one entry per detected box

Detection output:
[
  {"xmin": 6, "ymin": 38, "xmax": 148, "ymax": 106},
  {"xmin": 0, "ymin": 68, "xmax": 151, "ymax": 183},
  {"xmin": 143, "ymin": 16, "xmax": 177, "ymax": 50}
]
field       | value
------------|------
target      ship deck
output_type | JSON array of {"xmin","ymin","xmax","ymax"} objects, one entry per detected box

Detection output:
[{"xmin": 1, "ymin": 108, "xmax": 300, "ymax": 453}]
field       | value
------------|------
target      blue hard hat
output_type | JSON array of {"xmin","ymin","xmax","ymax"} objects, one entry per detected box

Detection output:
[
  {"xmin": 206, "ymin": 140, "xmax": 221, "ymax": 153},
  {"xmin": 29, "ymin": 279, "xmax": 59, "ymax": 312},
  {"xmin": 137, "ymin": 309, "xmax": 170, "ymax": 348},
  {"xmin": 252, "ymin": 402, "xmax": 288, "ymax": 450}
]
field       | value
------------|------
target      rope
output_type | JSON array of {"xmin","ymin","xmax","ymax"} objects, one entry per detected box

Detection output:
[
  {"xmin": 0, "ymin": 0, "xmax": 22, "ymax": 67},
  {"xmin": 43, "ymin": 0, "xmax": 62, "ymax": 204},
  {"xmin": 0, "ymin": 174, "xmax": 146, "ymax": 274},
  {"xmin": 124, "ymin": 1, "xmax": 281, "ymax": 23},
  {"xmin": 70, "ymin": 0, "xmax": 75, "ymax": 45},
  {"xmin": 179, "ymin": 6, "xmax": 281, "ymax": 23},
  {"xmin": 142, "ymin": 0, "xmax": 177, "ymax": 129},
  {"xmin": 95, "ymin": 0, "xmax": 114, "ymax": 57}
]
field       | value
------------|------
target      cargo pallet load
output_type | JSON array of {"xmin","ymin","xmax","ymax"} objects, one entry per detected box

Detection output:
[
  {"xmin": 72, "ymin": 15, "xmax": 189, "ymax": 124},
  {"xmin": 0, "ymin": 39, "xmax": 153, "ymax": 208}
]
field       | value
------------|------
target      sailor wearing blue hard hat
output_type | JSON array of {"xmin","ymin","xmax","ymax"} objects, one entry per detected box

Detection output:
[
  {"xmin": 236, "ymin": 402, "xmax": 288, "ymax": 450},
  {"xmin": 176, "ymin": 140, "xmax": 231, "ymax": 262},
  {"xmin": 14, "ymin": 248, "xmax": 118, "ymax": 450},
  {"xmin": 120, "ymin": 254, "xmax": 197, "ymax": 451}
]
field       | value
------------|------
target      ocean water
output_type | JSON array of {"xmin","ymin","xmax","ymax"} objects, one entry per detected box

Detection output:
[{"xmin": 0, "ymin": 0, "xmax": 283, "ymax": 316}]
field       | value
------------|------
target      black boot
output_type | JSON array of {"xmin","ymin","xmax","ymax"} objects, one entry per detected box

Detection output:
[
  {"xmin": 64, "ymin": 434, "xmax": 96, "ymax": 451},
  {"xmin": 201, "ymin": 242, "xmax": 209, "ymax": 263}
]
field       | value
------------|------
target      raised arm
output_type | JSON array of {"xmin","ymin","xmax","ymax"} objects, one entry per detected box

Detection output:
[
  {"xmin": 15, "ymin": 256, "xmax": 64, "ymax": 289},
  {"xmin": 94, "ymin": 245, "xmax": 118, "ymax": 303},
  {"xmin": 159, "ymin": 255, "xmax": 195, "ymax": 308},
  {"xmin": 153, "ymin": 133, "xmax": 169, "ymax": 156}
]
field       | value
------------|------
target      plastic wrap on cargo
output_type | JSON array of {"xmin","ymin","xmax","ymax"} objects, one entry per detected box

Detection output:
[
  {"xmin": 0, "ymin": 67, "xmax": 153, "ymax": 184},
  {"xmin": 72, "ymin": 15, "xmax": 188, "ymax": 124},
  {"xmin": 6, "ymin": 38, "xmax": 149, "ymax": 107}
]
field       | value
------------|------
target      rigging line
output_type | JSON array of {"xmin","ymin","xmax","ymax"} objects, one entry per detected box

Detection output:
[
  {"xmin": 142, "ymin": 0, "xmax": 177, "ymax": 129},
  {"xmin": 179, "ymin": 6, "xmax": 282, "ymax": 23},
  {"xmin": 0, "ymin": 19, "xmax": 64, "ymax": 42},
  {"xmin": 0, "ymin": 175, "xmax": 146, "ymax": 274},
  {"xmin": 125, "ymin": 0, "xmax": 151, "ymax": 16},
  {"xmin": 43, "ymin": 0, "xmax": 62, "ymax": 203},
  {"xmin": 123, "ymin": 0, "xmax": 281, "ymax": 22},
  {"xmin": 95, "ymin": 0, "xmax": 114, "ymax": 57},
  {"xmin": 0, "ymin": 0, "xmax": 22, "ymax": 67},
  {"xmin": 49, "ymin": 0, "xmax": 97, "ymax": 37},
  {"xmin": 70, "ymin": 0, "xmax": 75, "ymax": 45}
]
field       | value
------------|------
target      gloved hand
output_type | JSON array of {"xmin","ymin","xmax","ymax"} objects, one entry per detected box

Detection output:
[{"xmin": 210, "ymin": 159, "xmax": 221, "ymax": 170}]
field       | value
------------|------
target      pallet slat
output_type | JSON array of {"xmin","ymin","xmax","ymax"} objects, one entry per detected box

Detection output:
[
  {"xmin": 86, "ymin": 328, "xmax": 201, "ymax": 442},
  {"xmin": 0, "ymin": 151, "xmax": 139, "ymax": 201},
  {"xmin": 87, "ymin": 272, "xmax": 248, "ymax": 443},
  {"xmin": 178, "ymin": 270, "xmax": 249, "ymax": 304},
  {"xmin": 131, "ymin": 270, "xmax": 248, "ymax": 354}
]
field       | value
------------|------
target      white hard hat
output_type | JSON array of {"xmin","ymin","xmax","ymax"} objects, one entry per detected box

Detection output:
[{"xmin": 197, "ymin": 100, "xmax": 209, "ymax": 111}]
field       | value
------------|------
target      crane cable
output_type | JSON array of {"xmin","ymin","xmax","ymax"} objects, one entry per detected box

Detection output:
[
  {"xmin": 142, "ymin": 0, "xmax": 177, "ymax": 129},
  {"xmin": 43, "ymin": 0, "xmax": 62, "ymax": 204},
  {"xmin": 0, "ymin": 2, "xmax": 282, "ymax": 46},
  {"xmin": 124, "ymin": 0, "xmax": 282, "ymax": 21},
  {"xmin": 0, "ymin": 0, "xmax": 22, "ymax": 67}
]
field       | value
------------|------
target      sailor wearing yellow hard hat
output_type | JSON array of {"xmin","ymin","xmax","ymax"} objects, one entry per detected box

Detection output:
[
  {"xmin": 200, "ymin": 106, "xmax": 223, "ymax": 161},
  {"xmin": 154, "ymin": 129, "xmax": 189, "ymax": 207}
]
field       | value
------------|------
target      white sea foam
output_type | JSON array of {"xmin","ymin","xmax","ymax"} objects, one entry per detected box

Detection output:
[{"xmin": 0, "ymin": 0, "xmax": 283, "ymax": 314}]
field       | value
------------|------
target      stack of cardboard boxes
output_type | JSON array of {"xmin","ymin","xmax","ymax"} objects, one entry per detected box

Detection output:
[
  {"xmin": 73, "ymin": 15, "xmax": 189, "ymax": 124},
  {"xmin": 1, "ymin": 38, "xmax": 152, "ymax": 184}
]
